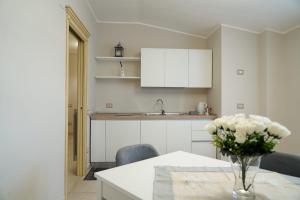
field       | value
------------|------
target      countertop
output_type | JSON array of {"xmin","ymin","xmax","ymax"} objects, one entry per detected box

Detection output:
[{"xmin": 90, "ymin": 112, "xmax": 217, "ymax": 120}]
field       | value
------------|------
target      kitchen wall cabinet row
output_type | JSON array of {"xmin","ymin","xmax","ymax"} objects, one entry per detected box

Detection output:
[
  {"xmin": 91, "ymin": 119, "xmax": 216, "ymax": 162},
  {"xmin": 141, "ymin": 48, "xmax": 212, "ymax": 88}
]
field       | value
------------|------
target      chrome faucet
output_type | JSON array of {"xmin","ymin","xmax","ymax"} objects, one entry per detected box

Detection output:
[{"xmin": 156, "ymin": 98, "xmax": 165, "ymax": 115}]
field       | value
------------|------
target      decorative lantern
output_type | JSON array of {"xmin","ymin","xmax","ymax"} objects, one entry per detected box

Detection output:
[{"xmin": 114, "ymin": 42, "xmax": 124, "ymax": 57}]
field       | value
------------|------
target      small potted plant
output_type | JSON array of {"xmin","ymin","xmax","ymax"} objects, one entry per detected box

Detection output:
[{"xmin": 205, "ymin": 114, "xmax": 291, "ymax": 200}]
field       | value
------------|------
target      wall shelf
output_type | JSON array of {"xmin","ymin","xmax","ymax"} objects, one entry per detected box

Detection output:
[
  {"xmin": 95, "ymin": 56, "xmax": 141, "ymax": 61},
  {"xmin": 95, "ymin": 76, "xmax": 140, "ymax": 79}
]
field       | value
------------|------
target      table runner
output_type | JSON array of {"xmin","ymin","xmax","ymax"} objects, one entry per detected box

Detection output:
[{"xmin": 153, "ymin": 166, "xmax": 300, "ymax": 200}]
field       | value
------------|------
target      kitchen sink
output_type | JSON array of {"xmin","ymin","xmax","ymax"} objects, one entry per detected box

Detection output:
[{"xmin": 144, "ymin": 112, "xmax": 186, "ymax": 116}]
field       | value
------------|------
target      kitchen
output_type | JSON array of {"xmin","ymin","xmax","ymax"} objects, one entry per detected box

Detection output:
[
  {"xmin": 87, "ymin": 22, "xmax": 256, "ymax": 169},
  {"xmin": 89, "ymin": 28, "xmax": 212, "ymax": 166},
  {"xmin": 79, "ymin": 1, "xmax": 299, "ymax": 198}
]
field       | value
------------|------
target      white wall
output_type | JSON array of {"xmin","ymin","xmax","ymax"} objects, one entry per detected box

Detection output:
[
  {"xmin": 267, "ymin": 32, "xmax": 286, "ymax": 121},
  {"xmin": 257, "ymin": 31, "xmax": 287, "ymax": 120},
  {"xmin": 256, "ymin": 28, "xmax": 300, "ymax": 155},
  {"xmin": 276, "ymin": 28, "xmax": 300, "ymax": 156},
  {"xmin": 282, "ymin": 27, "xmax": 300, "ymax": 155},
  {"xmin": 0, "ymin": 1, "xmax": 96, "ymax": 200},
  {"xmin": 207, "ymin": 26, "xmax": 299, "ymax": 155},
  {"xmin": 207, "ymin": 28, "xmax": 222, "ymax": 116},
  {"xmin": 207, "ymin": 26, "xmax": 258, "ymax": 116},
  {"xmin": 221, "ymin": 26, "xmax": 258, "ymax": 115},
  {"xmin": 257, "ymin": 32, "xmax": 268, "ymax": 116},
  {"xmin": 0, "ymin": 1, "xmax": 66, "ymax": 200},
  {"xmin": 94, "ymin": 23, "xmax": 209, "ymax": 113}
]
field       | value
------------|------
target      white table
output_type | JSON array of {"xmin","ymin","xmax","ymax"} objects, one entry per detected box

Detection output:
[
  {"xmin": 95, "ymin": 151, "xmax": 231, "ymax": 200},
  {"xmin": 95, "ymin": 151, "xmax": 300, "ymax": 200}
]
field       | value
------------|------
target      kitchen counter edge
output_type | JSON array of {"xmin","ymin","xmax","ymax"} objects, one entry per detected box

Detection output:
[{"xmin": 90, "ymin": 113, "xmax": 217, "ymax": 120}]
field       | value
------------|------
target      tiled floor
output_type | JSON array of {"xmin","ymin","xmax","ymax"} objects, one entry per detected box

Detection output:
[{"xmin": 68, "ymin": 178, "xmax": 98, "ymax": 200}]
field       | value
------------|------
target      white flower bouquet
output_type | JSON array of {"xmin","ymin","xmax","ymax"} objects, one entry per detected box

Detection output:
[
  {"xmin": 206, "ymin": 114, "xmax": 291, "ymax": 199},
  {"xmin": 205, "ymin": 114, "xmax": 291, "ymax": 156}
]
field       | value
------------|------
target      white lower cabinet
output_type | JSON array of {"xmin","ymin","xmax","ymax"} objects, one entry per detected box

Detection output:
[
  {"xmin": 191, "ymin": 121, "xmax": 216, "ymax": 158},
  {"xmin": 192, "ymin": 142, "xmax": 216, "ymax": 158},
  {"xmin": 91, "ymin": 120, "xmax": 106, "ymax": 162},
  {"xmin": 91, "ymin": 119, "xmax": 216, "ymax": 162},
  {"xmin": 141, "ymin": 120, "xmax": 167, "ymax": 155},
  {"xmin": 105, "ymin": 120, "xmax": 140, "ymax": 162},
  {"xmin": 166, "ymin": 120, "xmax": 191, "ymax": 153}
]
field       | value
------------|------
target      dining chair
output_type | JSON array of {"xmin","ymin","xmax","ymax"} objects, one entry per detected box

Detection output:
[
  {"xmin": 116, "ymin": 144, "xmax": 159, "ymax": 166},
  {"xmin": 260, "ymin": 152, "xmax": 300, "ymax": 177}
]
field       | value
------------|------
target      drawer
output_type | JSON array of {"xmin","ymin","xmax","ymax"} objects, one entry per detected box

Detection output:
[
  {"xmin": 192, "ymin": 131, "xmax": 212, "ymax": 141},
  {"xmin": 192, "ymin": 142, "xmax": 216, "ymax": 158},
  {"xmin": 191, "ymin": 120, "xmax": 212, "ymax": 131}
]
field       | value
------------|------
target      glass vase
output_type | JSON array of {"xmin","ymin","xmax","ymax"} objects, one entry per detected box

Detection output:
[{"xmin": 229, "ymin": 155, "xmax": 262, "ymax": 200}]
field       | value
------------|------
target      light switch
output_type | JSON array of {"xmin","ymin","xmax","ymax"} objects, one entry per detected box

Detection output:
[
  {"xmin": 237, "ymin": 103, "xmax": 245, "ymax": 110},
  {"xmin": 237, "ymin": 69, "xmax": 245, "ymax": 75}
]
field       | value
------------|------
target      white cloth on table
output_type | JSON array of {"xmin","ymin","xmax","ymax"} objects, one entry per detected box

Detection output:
[{"xmin": 153, "ymin": 166, "xmax": 300, "ymax": 200}]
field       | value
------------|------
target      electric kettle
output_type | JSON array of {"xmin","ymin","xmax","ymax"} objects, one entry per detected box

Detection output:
[{"xmin": 197, "ymin": 102, "xmax": 207, "ymax": 114}]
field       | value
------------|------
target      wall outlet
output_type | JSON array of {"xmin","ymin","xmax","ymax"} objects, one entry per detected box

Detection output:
[
  {"xmin": 237, "ymin": 103, "xmax": 245, "ymax": 110},
  {"xmin": 106, "ymin": 103, "xmax": 113, "ymax": 108}
]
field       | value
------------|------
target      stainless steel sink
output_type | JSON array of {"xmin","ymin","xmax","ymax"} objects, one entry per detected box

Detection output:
[{"xmin": 144, "ymin": 112, "xmax": 186, "ymax": 116}]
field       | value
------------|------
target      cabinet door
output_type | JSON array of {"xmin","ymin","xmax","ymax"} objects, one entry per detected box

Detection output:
[
  {"xmin": 165, "ymin": 49, "xmax": 188, "ymax": 87},
  {"xmin": 191, "ymin": 120, "xmax": 213, "ymax": 131},
  {"xmin": 192, "ymin": 142, "xmax": 216, "ymax": 158},
  {"xmin": 141, "ymin": 120, "xmax": 166, "ymax": 155},
  {"xmin": 141, "ymin": 48, "xmax": 165, "ymax": 87},
  {"xmin": 106, "ymin": 120, "xmax": 140, "ymax": 162},
  {"xmin": 91, "ymin": 120, "xmax": 106, "ymax": 162},
  {"xmin": 166, "ymin": 120, "xmax": 191, "ymax": 153},
  {"xmin": 188, "ymin": 49, "xmax": 212, "ymax": 88}
]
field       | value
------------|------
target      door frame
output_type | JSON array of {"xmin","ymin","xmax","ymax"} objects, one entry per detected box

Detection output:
[{"xmin": 65, "ymin": 5, "xmax": 90, "ymax": 197}]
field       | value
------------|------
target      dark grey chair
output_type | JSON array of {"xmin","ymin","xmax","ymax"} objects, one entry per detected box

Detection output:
[
  {"xmin": 116, "ymin": 144, "xmax": 159, "ymax": 166},
  {"xmin": 260, "ymin": 152, "xmax": 300, "ymax": 178}
]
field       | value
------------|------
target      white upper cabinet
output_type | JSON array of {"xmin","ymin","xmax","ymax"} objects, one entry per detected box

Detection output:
[
  {"xmin": 165, "ymin": 49, "xmax": 189, "ymax": 87},
  {"xmin": 141, "ymin": 48, "xmax": 165, "ymax": 87},
  {"xmin": 188, "ymin": 49, "xmax": 212, "ymax": 88},
  {"xmin": 141, "ymin": 48, "xmax": 212, "ymax": 88}
]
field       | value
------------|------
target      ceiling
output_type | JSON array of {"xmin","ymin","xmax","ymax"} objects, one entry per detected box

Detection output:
[{"xmin": 87, "ymin": 0, "xmax": 300, "ymax": 38}]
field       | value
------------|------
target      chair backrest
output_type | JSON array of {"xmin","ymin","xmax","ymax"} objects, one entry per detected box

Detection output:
[
  {"xmin": 260, "ymin": 152, "xmax": 300, "ymax": 178},
  {"xmin": 116, "ymin": 144, "xmax": 159, "ymax": 166}
]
